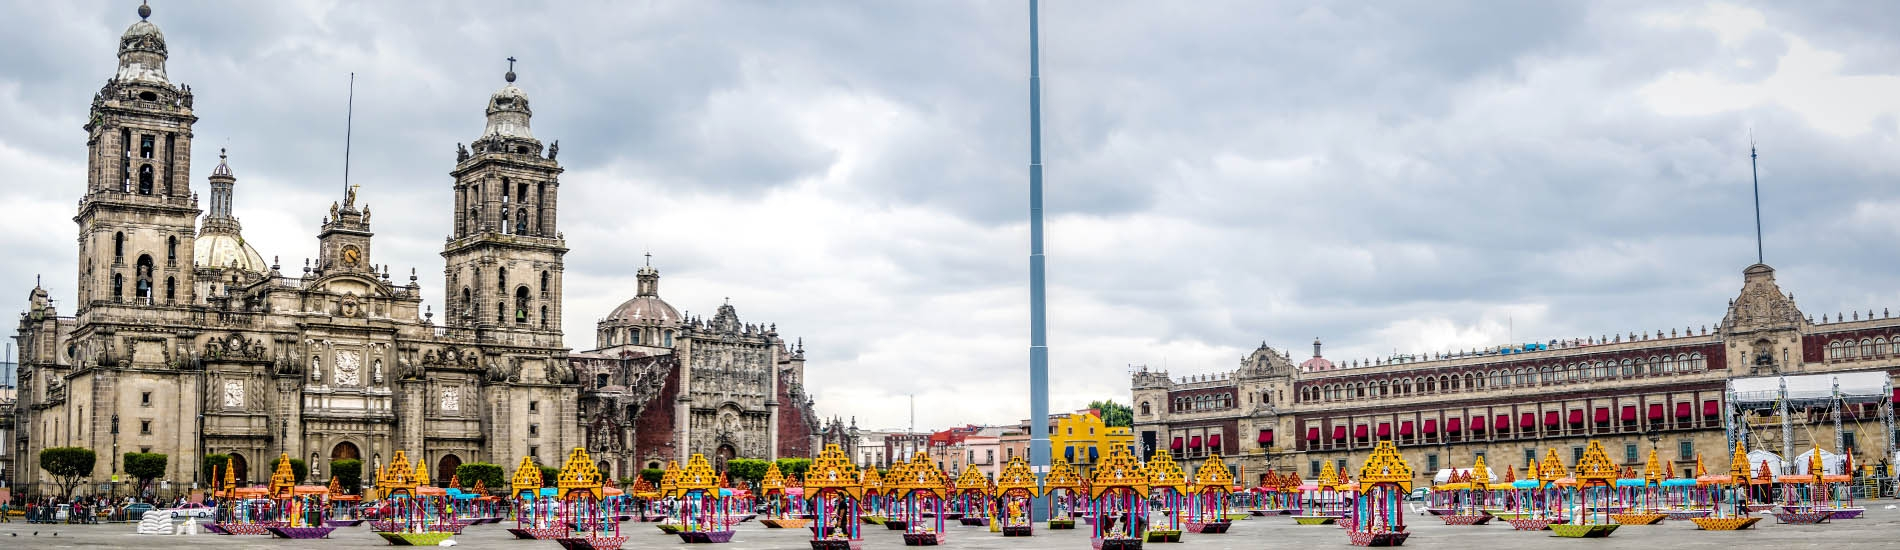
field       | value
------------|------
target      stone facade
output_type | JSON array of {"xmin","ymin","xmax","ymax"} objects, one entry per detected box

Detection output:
[
  {"xmin": 10, "ymin": 6, "xmax": 579, "ymax": 494},
  {"xmin": 574, "ymin": 263, "xmax": 830, "ymax": 480},
  {"xmin": 1133, "ymin": 263, "xmax": 1899, "ymax": 483}
]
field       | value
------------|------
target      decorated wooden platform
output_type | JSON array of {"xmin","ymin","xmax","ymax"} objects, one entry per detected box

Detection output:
[
  {"xmin": 1441, "ymin": 514, "xmax": 1492, "ymax": 525},
  {"xmin": 1091, "ymin": 537, "xmax": 1143, "ymax": 550},
  {"xmin": 1690, "ymin": 517, "xmax": 1761, "ymax": 530},
  {"xmin": 1549, "ymin": 524, "xmax": 1618, "ymax": 538},
  {"xmin": 1828, "ymin": 508, "xmax": 1865, "ymax": 519},
  {"xmin": 1347, "ymin": 531, "xmax": 1409, "ymax": 547},
  {"xmin": 901, "ymin": 532, "xmax": 948, "ymax": 546},
  {"xmin": 556, "ymin": 536, "xmax": 629, "ymax": 550},
  {"xmin": 1662, "ymin": 509, "xmax": 1711, "ymax": 520},
  {"xmin": 1048, "ymin": 518, "xmax": 1076, "ymax": 529},
  {"xmin": 1506, "ymin": 518, "xmax": 1557, "ymax": 530},
  {"xmin": 761, "ymin": 518, "xmax": 812, "ymax": 528},
  {"xmin": 375, "ymin": 532, "xmax": 454, "ymax": 546},
  {"xmin": 510, "ymin": 527, "xmax": 567, "ymax": 539},
  {"xmin": 810, "ymin": 539, "xmax": 865, "ymax": 550},
  {"xmin": 1002, "ymin": 525, "xmax": 1034, "ymax": 536},
  {"xmin": 265, "ymin": 526, "xmax": 335, "ymax": 539},
  {"xmin": 1144, "ymin": 528, "xmax": 1183, "ymax": 542},
  {"xmin": 678, "ymin": 530, "xmax": 736, "ymax": 543},
  {"xmin": 1770, "ymin": 511, "xmax": 1831, "ymax": 524},
  {"xmin": 1293, "ymin": 515, "xmax": 1341, "ymax": 525},
  {"xmin": 1609, "ymin": 513, "xmax": 1666, "ymax": 525}
]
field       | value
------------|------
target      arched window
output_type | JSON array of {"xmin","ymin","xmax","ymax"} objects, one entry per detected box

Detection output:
[
  {"xmin": 540, "ymin": 305, "xmax": 549, "ymax": 328},
  {"xmin": 516, "ymin": 208, "xmax": 529, "ymax": 234},
  {"xmin": 138, "ymin": 164, "xmax": 154, "ymax": 194},
  {"xmin": 114, "ymin": 232, "xmax": 125, "ymax": 262},
  {"xmin": 628, "ymin": 329, "xmax": 640, "ymax": 346},
  {"xmin": 663, "ymin": 330, "xmax": 674, "ymax": 347},
  {"xmin": 1140, "ymin": 402, "xmax": 1151, "ymax": 415},
  {"xmin": 501, "ymin": 177, "xmax": 510, "ymax": 201},
  {"xmin": 1875, "ymin": 337, "xmax": 1890, "ymax": 357},
  {"xmin": 164, "ymin": 277, "xmax": 175, "ymax": 302},
  {"xmin": 497, "ymin": 268, "xmax": 507, "ymax": 292},
  {"xmin": 134, "ymin": 255, "xmax": 154, "ymax": 304},
  {"xmin": 1462, "ymin": 373, "xmax": 1473, "ymax": 389},
  {"xmin": 1662, "ymin": 355, "xmax": 1676, "ymax": 372},
  {"xmin": 1620, "ymin": 359, "xmax": 1633, "ymax": 377},
  {"xmin": 496, "ymin": 301, "xmax": 505, "ymax": 323},
  {"xmin": 515, "ymin": 286, "xmax": 531, "ymax": 324},
  {"xmin": 112, "ymin": 272, "xmax": 124, "ymax": 301},
  {"xmin": 1689, "ymin": 352, "xmax": 1704, "ymax": 370},
  {"xmin": 1539, "ymin": 366, "xmax": 1551, "ymax": 384},
  {"xmin": 1860, "ymin": 338, "xmax": 1876, "ymax": 358},
  {"xmin": 540, "ymin": 271, "xmax": 550, "ymax": 295},
  {"xmin": 499, "ymin": 209, "xmax": 511, "ymax": 234},
  {"xmin": 1646, "ymin": 356, "xmax": 1659, "ymax": 374},
  {"xmin": 166, "ymin": 236, "xmax": 177, "ymax": 265},
  {"xmin": 461, "ymin": 287, "xmax": 472, "ymax": 315}
]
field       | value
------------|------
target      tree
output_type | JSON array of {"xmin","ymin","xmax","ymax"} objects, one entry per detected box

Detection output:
[
  {"xmin": 329, "ymin": 459, "xmax": 363, "ymax": 494},
  {"xmin": 456, "ymin": 462, "xmax": 506, "ymax": 492},
  {"xmin": 539, "ymin": 466, "xmax": 561, "ymax": 487},
  {"xmin": 40, "ymin": 447, "xmax": 97, "ymax": 499},
  {"xmin": 123, "ymin": 452, "xmax": 168, "ymax": 498},
  {"xmin": 639, "ymin": 468, "xmax": 665, "ymax": 484},
  {"xmin": 202, "ymin": 453, "xmax": 231, "ymax": 483},
  {"xmin": 725, "ymin": 458, "xmax": 770, "ymax": 487},
  {"xmin": 287, "ymin": 458, "xmax": 308, "ymax": 483},
  {"xmin": 1089, "ymin": 400, "xmax": 1133, "ymax": 428},
  {"xmin": 774, "ymin": 458, "xmax": 812, "ymax": 480}
]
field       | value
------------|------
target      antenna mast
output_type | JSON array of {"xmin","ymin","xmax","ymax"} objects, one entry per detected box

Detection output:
[
  {"xmin": 1750, "ymin": 132, "xmax": 1763, "ymax": 264},
  {"xmin": 343, "ymin": 73, "xmax": 356, "ymax": 196}
]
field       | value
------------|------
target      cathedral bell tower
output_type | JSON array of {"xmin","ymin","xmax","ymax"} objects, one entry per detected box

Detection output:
[
  {"xmin": 76, "ymin": 2, "xmax": 201, "ymax": 309},
  {"xmin": 442, "ymin": 60, "xmax": 566, "ymax": 340}
]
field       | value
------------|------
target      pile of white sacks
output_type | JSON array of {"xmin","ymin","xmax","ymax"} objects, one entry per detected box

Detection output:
[{"xmin": 134, "ymin": 510, "xmax": 200, "ymax": 535}]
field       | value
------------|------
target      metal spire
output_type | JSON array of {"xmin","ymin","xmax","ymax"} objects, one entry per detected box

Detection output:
[
  {"xmin": 1027, "ymin": 0, "xmax": 1053, "ymax": 522},
  {"xmin": 1750, "ymin": 131, "xmax": 1763, "ymax": 265}
]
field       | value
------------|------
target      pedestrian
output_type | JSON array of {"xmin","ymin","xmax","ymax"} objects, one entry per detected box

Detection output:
[{"xmin": 1, "ymin": 499, "xmax": 11, "ymax": 523}]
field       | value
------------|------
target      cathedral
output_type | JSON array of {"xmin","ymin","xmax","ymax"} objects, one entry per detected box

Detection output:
[{"xmin": 9, "ymin": 4, "xmax": 823, "ymax": 492}]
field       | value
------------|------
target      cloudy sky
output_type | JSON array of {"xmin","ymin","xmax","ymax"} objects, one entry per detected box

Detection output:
[{"xmin": 3, "ymin": 1, "xmax": 1898, "ymax": 431}]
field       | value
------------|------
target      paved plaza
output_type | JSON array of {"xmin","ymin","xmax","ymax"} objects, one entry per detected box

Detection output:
[{"xmin": 3, "ymin": 504, "xmax": 1899, "ymax": 550}]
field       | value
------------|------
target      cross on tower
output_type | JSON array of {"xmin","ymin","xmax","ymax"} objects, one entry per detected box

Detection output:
[
  {"xmin": 507, "ymin": 57, "xmax": 516, "ymax": 72},
  {"xmin": 644, "ymin": 251, "xmax": 652, "ymax": 267}
]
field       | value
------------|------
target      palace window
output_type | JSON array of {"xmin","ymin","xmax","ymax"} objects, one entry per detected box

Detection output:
[
  {"xmin": 1625, "ymin": 444, "xmax": 1638, "ymax": 463},
  {"xmin": 1873, "ymin": 337, "xmax": 1888, "ymax": 357},
  {"xmin": 1425, "ymin": 455, "xmax": 1437, "ymax": 472},
  {"xmin": 530, "ymin": 401, "xmax": 540, "ymax": 413},
  {"xmin": 141, "ymin": 392, "xmax": 152, "ymax": 406},
  {"xmin": 1861, "ymin": 339, "xmax": 1877, "ymax": 358},
  {"xmin": 1689, "ymin": 352, "xmax": 1704, "ymax": 371},
  {"xmin": 1525, "ymin": 449, "xmax": 1536, "ymax": 467},
  {"xmin": 140, "ymin": 420, "xmax": 152, "ymax": 435},
  {"xmin": 663, "ymin": 330, "xmax": 674, "ymax": 347},
  {"xmin": 1621, "ymin": 359, "xmax": 1634, "ymax": 377},
  {"xmin": 1678, "ymin": 440, "xmax": 1694, "ymax": 460},
  {"xmin": 1843, "ymin": 341, "xmax": 1857, "ymax": 360},
  {"xmin": 528, "ymin": 423, "xmax": 539, "ymax": 436}
]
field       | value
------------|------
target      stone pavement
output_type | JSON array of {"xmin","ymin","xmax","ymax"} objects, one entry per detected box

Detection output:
[{"xmin": 3, "ymin": 503, "xmax": 1899, "ymax": 549}]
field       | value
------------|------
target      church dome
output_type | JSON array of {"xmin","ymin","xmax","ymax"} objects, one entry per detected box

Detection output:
[
  {"xmin": 605, "ymin": 295, "xmax": 680, "ymax": 326},
  {"xmin": 116, "ymin": 3, "xmax": 169, "ymax": 84},
  {"xmin": 193, "ymin": 233, "xmax": 267, "ymax": 273}
]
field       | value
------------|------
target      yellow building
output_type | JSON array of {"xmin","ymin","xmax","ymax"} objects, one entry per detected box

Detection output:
[{"xmin": 1050, "ymin": 409, "xmax": 1136, "ymax": 477}]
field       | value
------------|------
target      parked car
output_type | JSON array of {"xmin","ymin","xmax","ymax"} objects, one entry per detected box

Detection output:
[
  {"xmin": 166, "ymin": 503, "xmax": 214, "ymax": 522},
  {"xmin": 1407, "ymin": 488, "xmax": 1429, "ymax": 501},
  {"xmin": 119, "ymin": 503, "xmax": 156, "ymax": 522}
]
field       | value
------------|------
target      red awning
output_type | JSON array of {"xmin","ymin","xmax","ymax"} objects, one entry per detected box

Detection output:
[
  {"xmin": 1648, "ymin": 404, "xmax": 1664, "ymax": 420},
  {"xmin": 1172, "ymin": 437, "xmax": 1183, "ymax": 449},
  {"xmin": 1470, "ymin": 416, "xmax": 1486, "ymax": 432},
  {"xmin": 1333, "ymin": 426, "xmax": 1347, "ymax": 439},
  {"xmin": 1621, "ymin": 406, "xmax": 1636, "ymax": 421},
  {"xmin": 1209, "ymin": 434, "xmax": 1222, "ymax": 449},
  {"xmin": 1520, "ymin": 413, "xmax": 1535, "ymax": 428},
  {"xmin": 1702, "ymin": 400, "xmax": 1719, "ymax": 416},
  {"xmin": 1259, "ymin": 430, "xmax": 1273, "ymax": 443},
  {"xmin": 1594, "ymin": 408, "xmax": 1609, "ymax": 423},
  {"xmin": 1544, "ymin": 411, "xmax": 1559, "ymax": 426},
  {"xmin": 1377, "ymin": 423, "xmax": 1391, "ymax": 437},
  {"xmin": 1354, "ymin": 425, "xmax": 1368, "ymax": 438},
  {"xmin": 1675, "ymin": 403, "xmax": 1691, "ymax": 418},
  {"xmin": 1399, "ymin": 421, "xmax": 1414, "ymax": 436},
  {"xmin": 1189, "ymin": 436, "xmax": 1203, "ymax": 448},
  {"xmin": 1305, "ymin": 428, "xmax": 1320, "ymax": 441},
  {"xmin": 1496, "ymin": 415, "xmax": 1510, "ymax": 431},
  {"xmin": 1447, "ymin": 418, "xmax": 1462, "ymax": 433},
  {"xmin": 1568, "ymin": 410, "xmax": 1584, "ymax": 424},
  {"xmin": 1423, "ymin": 419, "xmax": 1437, "ymax": 434}
]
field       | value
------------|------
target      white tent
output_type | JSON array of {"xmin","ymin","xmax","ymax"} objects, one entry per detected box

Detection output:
[
  {"xmin": 1792, "ymin": 448, "xmax": 1845, "ymax": 475},
  {"xmin": 1745, "ymin": 450, "xmax": 1784, "ymax": 476},
  {"xmin": 1727, "ymin": 372, "xmax": 1891, "ymax": 406}
]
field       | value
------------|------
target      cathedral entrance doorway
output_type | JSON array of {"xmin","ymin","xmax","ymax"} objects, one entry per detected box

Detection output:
[
  {"xmin": 438, "ymin": 454, "xmax": 462, "ymax": 487},
  {"xmin": 598, "ymin": 460, "xmax": 612, "ymax": 480},
  {"xmin": 229, "ymin": 452, "xmax": 249, "ymax": 485},
  {"xmin": 331, "ymin": 441, "xmax": 360, "ymax": 461},
  {"xmin": 715, "ymin": 445, "xmax": 736, "ymax": 472}
]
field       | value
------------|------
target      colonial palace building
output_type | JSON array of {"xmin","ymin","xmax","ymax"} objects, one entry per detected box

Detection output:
[{"xmin": 1132, "ymin": 263, "xmax": 1898, "ymax": 483}]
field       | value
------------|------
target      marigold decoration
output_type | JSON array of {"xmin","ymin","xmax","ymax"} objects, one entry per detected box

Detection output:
[
  {"xmin": 1346, "ymin": 440, "xmax": 1412, "ymax": 546},
  {"xmin": 327, "ymin": 476, "xmax": 343, "ymax": 496},
  {"xmin": 379, "ymin": 450, "xmax": 420, "ymax": 493},
  {"xmin": 1536, "ymin": 448, "xmax": 1567, "ymax": 484},
  {"xmin": 803, "ymin": 444, "xmax": 862, "ymax": 547},
  {"xmin": 1551, "ymin": 441, "xmax": 1621, "ymax": 537},
  {"xmin": 370, "ymin": 451, "xmax": 452, "ymax": 545},
  {"xmin": 558, "ymin": 447, "xmax": 606, "ymax": 500},
  {"xmin": 1690, "ymin": 442, "xmax": 1763, "ymax": 530},
  {"xmin": 1144, "ymin": 449, "xmax": 1189, "ymax": 540},
  {"xmin": 1088, "ymin": 444, "xmax": 1150, "ymax": 547},
  {"xmin": 659, "ymin": 460, "xmax": 681, "ymax": 498},
  {"xmin": 511, "ymin": 456, "xmax": 542, "ymax": 496},
  {"xmin": 674, "ymin": 454, "xmax": 736, "ymax": 543},
  {"xmin": 223, "ymin": 456, "xmax": 238, "ymax": 498},
  {"xmin": 413, "ymin": 456, "xmax": 430, "ymax": 487},
  {"xmin": 270, "ymin": 453, "xmax": 297, "ymax": 497},
  {"xmin": 1185, "ymin": 454, "xmax": 1238, "ymax": 533},
  {"xmin": 888, "ymin": 451, "xmax": 948, "ymax": 545},
  {"xmin": 1441, "ymin": 456, "xmax": 1491, "ymax": 525},
  {"xmin": 859, "ymin": 466, "xmax": 884, "ymax": 493},
  {"xmin": 1643, "ymin": 450, "xmax": 1665, "ymax": 484}
]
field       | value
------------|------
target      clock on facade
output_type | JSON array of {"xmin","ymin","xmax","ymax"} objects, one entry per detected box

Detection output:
[{"xmin": 340, "ymin": 245, "xmax": 362, "ymax": 267}]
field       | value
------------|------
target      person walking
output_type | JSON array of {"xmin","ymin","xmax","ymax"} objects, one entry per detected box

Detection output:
[{"xmin": 1, "ymin": 499, "xmax": 12, "ymax": 523}]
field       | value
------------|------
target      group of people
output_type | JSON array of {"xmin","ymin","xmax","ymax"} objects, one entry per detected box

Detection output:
[{"xmin": 4, "ymin": 496, "xmax": 130, "ymax": 524}]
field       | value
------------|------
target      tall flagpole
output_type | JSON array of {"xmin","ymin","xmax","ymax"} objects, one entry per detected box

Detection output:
[
  {"xmin": 344, "ymin": 73, "xmax": 356, "ymax": 197},
  {"xmin": 1027, "ymin": 0, "xmax": 1052, "ymax": 522},
  {"xmin": 1750, "ymin": 134, "xmax": 1763, "ymax": 264}
]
